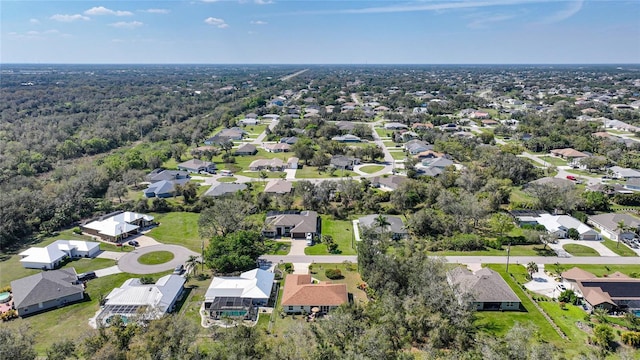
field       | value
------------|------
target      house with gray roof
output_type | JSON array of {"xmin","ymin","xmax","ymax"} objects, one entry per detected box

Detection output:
[
  {"xmin": 370, "ymin": 175, "xmax": 408, "ymax": 191},
  {"xmin": 143, "ymin": 178, "xmax": 190, "ymax": 198},
  {"xmin": 609, "ymin": 166, "xmax": 640, "ymax": 180},
  {"xmin": 358, "ymin": 214, "xmax": 407, "ymax": 240},
  {"xmin": 11, "ymin": 268, "xmax": 85, "ymax": 316},
  {"xmin": 414, "ymin": 157, "xmax": 454, "ymax": 176},
  {"xmin": 588, "ymin": 213, "xmax": 640, "ymax": 241},
  {"xmin": 330, "ymin": 155, "xmax": 359, "ymax": 170},
  {"xmin": 235, "ymin": 143, "xmax": 258, "ymax": 156},
  {"xmin": 262, "ymin": 210, "xmax": 319, "ymax": 239},
  {"xmin": 384, "ymin": 122, "xmax": 408, "ymax": 130},
  {"xmin": 331, "ymin": 134, "xmax": 362, "ymax": 142},
  {"xmin": 146, "ymin": 169, "xmax": 190, "ymax": 183},
  {"xmin": 624, "ymin": 178, "xmax": 640, "ymax": 191},
  {"xmin": 177, "ymin": 159, "xmax": 216, "ymax": 173},
  {"xmin": 264, "ymin": 179, "xmax": 293, "ymax": 194},
  {"xmin": 203, "ymin": 183, "xmax": 247, "ymax": 197},
  {"xmin": 447, "ymin": 267, "xmax": 521, "ymax": 311}
]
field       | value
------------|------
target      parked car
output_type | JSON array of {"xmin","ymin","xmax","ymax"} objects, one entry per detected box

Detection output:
[
  {"xmin": 566, "ymin": 175, "xmax": 577, "ymax": 181},
  {"xmin": 128, "ymin": 240, "xmax": 139, "ymax": 247},
  {"xmin": 557, "ymin": 284, "xmax": 567, "ymax": 291},
  {"xmin": 173, "ymin": 264, "xmax": 184, "ymax": 275},
  {"xmin": 77, "ymin": 271, "xmax": 97, "ymax": 282}
]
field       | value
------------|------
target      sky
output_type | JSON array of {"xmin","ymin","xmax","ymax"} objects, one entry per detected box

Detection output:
[{"xmin": 2, "ymin": 0, "xmax": 639, "ymax": 64}]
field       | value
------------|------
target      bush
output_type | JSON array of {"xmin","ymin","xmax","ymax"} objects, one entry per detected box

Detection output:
[
  {"xmin": 72, "ymin": 226, "xmax": 82, "ymax": 234},
  {"xmin": 1, "ymin": 310, "xmax": 18, "ymax": 321},
  {"xmin": 0, "ymin": 286, "xmax": 11, "ymax": 293},
  {"xmin": 621, "ymin": 331, "xmax": 640, "ymax": 347},
  {"xmin": 558, "ymin": 289, "xmax": 580, "ymax": 305},
  {"xmin": 325, "ymin": 268, "xmax": 343, "ymax": 280},
  {"xmin": 140, "ymin": 276, "xmax": 155, "ymax": 284},
  {"xmin": 283, "ymin": 263, "xmax": 293, "ymax": 274}
]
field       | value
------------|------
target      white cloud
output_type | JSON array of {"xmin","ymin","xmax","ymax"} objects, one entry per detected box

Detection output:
[
  {"xmin": 467, "ymin": 13, "xmax": 516, "ymax": 28},
  {"xmin": 85, "ymin": 6, "xmax": 133, "ymax": 16},
  {"xmin": 143, "ymin": 9, "xmax": 170, "ymax": 14},
  {"xmin": 201, "ymin": 0, "xmax": 222, "ymax": 2},
  {"xmin": 254, "ymin": 0, "xmax": 274, "ymax": 4},
  {"xmin": 250, "ymin": 20, "xmax": 268, "ymax": 25},
  {"xmin": 109, "ymin": 21, "xmax": 144, "ymax": 29},
  {"xmin": 539, "ymin": 0, "xmax": 583, "ymax": 24},
  {"xmin": 204, "ymin": 17, "xmax": 229, "ymax": 28},
  {"xmin": 8, "ymin": 29, "xmax": 68, "ymax": 39},
  {"xmin": 50, "ymin": 14, "xmax": 90, "ymax": 22},
  {"xmin": 29, "ymin": 18, "xmax": 40, "ymax": 24}
]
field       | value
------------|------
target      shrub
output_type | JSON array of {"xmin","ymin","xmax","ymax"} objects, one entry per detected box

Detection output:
[
  {"xmin": 72, "ymin": 226, "xmax": 82, "ymax": 234},
  {"xmin": 140, "ymin": 276, "xmax": 155, "ymax": 284},
  {"xmin": 621, "ymin": 331, "xmax": 640, "ymax": 347},
  {"xmin": 0, "ymin": 286, "xmax": 11, "ymax": 293},
  {"xmin": 1, "ymin": 310, "xmax": 18, "ymax": 322},
  {"xmin": 325, "ymin": 268, "xmax": 343, "ymax": 280},
  {"xmin": 558, "ymin": 289, "xmax": 580, "ymax": 305},
  {"xmin": 283, "ymin": 263, "xmax": 293, "ymax": 273}
]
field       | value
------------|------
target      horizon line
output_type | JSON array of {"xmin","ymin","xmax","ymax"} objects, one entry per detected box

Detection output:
[{"xmin": 2, "ymin": 62, "xmax": 639, "ymax": 66}]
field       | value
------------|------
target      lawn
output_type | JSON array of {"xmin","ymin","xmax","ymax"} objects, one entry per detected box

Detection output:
[
  {"xmin": 243, "ymin": 124, "xmax": 267, "ymax": 136},
  {"xmin": 215, "ymin": 149, "xmax": 292, "ymax": 171},
  {"xmin": 432, "ymin": 244, "xmax": 555, "ymax": 257},
  {"xmin": 509, "ymin": 187, "xmax": 536, "ymax": 206},
  {"xmin": 309, "ymin": 262, "xmax": 368, "ymax": 306},
  {"xmin": 537, "ymin": 301, "xmax": 589, "ymax": 343},
  {"xmin": 295, "ymin": 166, "xmax": 356, "ymax": 179},
  {"xmin": 146, "ymin": 212, "xmax": 202, "ymax": 252},
  {"xmin": 375, "ymin": 128, "xmax": 393, "ymax": 138},
  {"xmin": 562, "ymin": 244, "xmax": 600, "ymax": 257},
  {"xmin": 305, "ymin": 216, "xmax": 356, "ymax": 255},
  {"xmin": 601, "ymin": 238, "xmax": 638, "ymax": 257},
  {"xmin": 359, "ymin": 165, "xmax": 385, "ymax": 174},
  {"xmin": 138, "ymin": 251, "xmax": 175, "ymax": 265},
  {"xmin": 241, "ymin": 171, "xmax": 287, "ymax": 179},
  {"xmin": 481, "ymin": 265, "xmax": 563, "ymax": 344},
  {"xmin": 389, "ymin": 151, "xmax": 407, "ymax": 161},
  {"xmin": 217, "ymin": 176, "xmax": 238, "ymax": 182},
  {"xmin": 4, "ymin": 270, "xmax": 172, "ymax": 355},
  {"xmin": 544, "ymin": 264, "xmax": 640, "ymax": 278},
  {"xmin": 539, "ymin": 156, "xmax": 568, "ymax": 166},
  {"xmin": 264, "ymin": 240, "xmax": 291, "ymax": 255}
]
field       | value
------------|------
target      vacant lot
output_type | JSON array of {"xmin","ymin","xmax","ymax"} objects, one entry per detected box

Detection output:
[
  {"xmin": 306, "ymin": 216, "xmax": 356, "ymax": 255},
  {"xmin": 147, "ymin": 212, "xmax": 201, "ymax": 252},
  {"xmin": 563, "ymin": 244, "xmax": 600, "ymax": 256}
]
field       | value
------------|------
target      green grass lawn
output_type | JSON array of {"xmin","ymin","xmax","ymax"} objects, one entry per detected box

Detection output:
[
  {"xmin": 537, "ymin": 301, "xmax": 589, "ymax": 343},
  {"xmin": 217, "ymin": 176, "xmax": 238, "ymax": 182},
  {"xmin": 138, "ymin": 251, "xmax": 175, "ymax": 265},
  {"xmin": 60, "ymin": 258, "xmax": 116, "ymax": 274},
  {"xmin": 431, "ymin": 244, "xmax": 554, "ymax": 257},
  {"xmin": 544, "ymin": 264, "xmax": 640, "ymax": 278},
  {"xmin": 295, "ymin": 166, "xmax": 356, "ymax": 179},
  {"xmin": 309, "ymin": 262, "xmax": 368, "ymax": 305},
  {"xmin": 375, "ymin": 128, "xmax": 392, "ymax": 138},
  {"xmin": 539, "ymin": 156, "xmax": 568, "ymax": 166},
  {"xmin": 509, "ymin": 187, "xmax": 536, "ymax": 205},
  {"xmin": 264, "ymin": 240, "xmax": 291, "ymax": 255},
  {"xmin": 4, "ymin": 270, "xmax": 172, "ymax": 355},
  {"xmin": 241, "ymin": 171, "xmax": 287, "ymax": 179},
  {"xmin": 146, "ymin": 212, "xmax": 202, "ymax": 252},
  {"xmin": 601, "ymin": 238, "xmax": 638, "ymax": 257},
  {"xmin": 480, "ymin": 265, "xmax": 563, "ymax": 344},
  {"xmin": 359, "ymin": 165, "xmax": 385, "ymax": 174},
  {"xmin": 215, "ymin": 149, "xmax": 292, "ymax": 172},
  {"xmin": 389, "ymin": 151, "xmax": 407, "ymax": 160},
  {"xmin": 562, "ymin": 244, "xmax": 600, "ymax": 256},
  {"xmin": 305, "ymin": 216, "xmax": 356, "ymax": 255},
  {"xmin": 243, "ymin": 124, "xmax": 267, "ymax": 135}
]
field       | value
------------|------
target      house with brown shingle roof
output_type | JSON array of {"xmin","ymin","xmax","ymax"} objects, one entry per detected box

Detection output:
[
  {"xmin": 281, "ymin": 274, "xmax": 348, "ymax": 314},
  {"xmin": 562, "ymin": 267, "xmax": 640, "ymax": 312},
  {"xmin": 447, "ymin": 267, "xmax": 521, "ymax": 311}
]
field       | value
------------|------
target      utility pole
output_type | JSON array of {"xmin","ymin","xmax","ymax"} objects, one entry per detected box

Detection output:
[{"xmin": 506, "ymin": 242, "xmax": 511, "ymax": 273}]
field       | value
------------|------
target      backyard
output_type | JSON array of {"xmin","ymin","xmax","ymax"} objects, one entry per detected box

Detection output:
[{"xmin": 305, "ymin": 216, "xmax": 356, "ymax": 255}]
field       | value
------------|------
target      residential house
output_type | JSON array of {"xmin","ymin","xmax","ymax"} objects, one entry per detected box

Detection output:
[
  {"xmin": 447, "ymin": 267, "xmax": 521, "ymax": 311},
  {"xmin": 331, "ymin": 134, "xmax": 361, "ymax": 142},
  {"xmin": 415, "ymin": 157, "xmax": 454, "ymax": 177},
  {"xmin": 281, "ymin": 274, "xmax": 348, "ymax": 314},
  {"xmin": 94, "ymin": 274, "xmax": 185, "ymax": 327},
  {"xmin": 262, "ymin": 210, "xmax": 319, "ymax": 239},
  {"xmin": 471, "ymin": 111, "xmax": 491, "ymax": 119},
  {"xmin": 370, "ymin": 175, "xmax": 408, "ymax": 191},
  {"xmin": 177, "ymin": 159, "xmax": 216, "ymax": 173},
  {"xmin": 411, "ymin": 122, "xmax": 433, "ymax": 130},
  {"xmin": 414, "ymin": 150, "xmax": 445, "ymax": 160},
  {"xmin": 249, "ymin": 158, "xmax": 286, "ymax": 171},
  {"xmin": 440, "ymin": 123, "xmax": 459, "ymax": 132},
  {"xmin": 358, "ymin": 214, "xmax": 407, "ymax": 240},
  {"xmin": 330, "ymin": 155, "xmax": 360, "ymax": 170},
  {"xmin": 550, "ymin": 148, "xmax": 590, "ymax": 166},
  {"xmin": 336, "ymin": 121, "xmax": 355, "ymax": 132},
  {"xmin": 263, "ymin": 114, "xmax": 281, "ymax": 120},
  {"xmin": 81, "ymin": 211, "xmax": 155, "ymax": 242},
  {"xmin": 19, "ymin": 240, "xmax": 100, "ymax": 269},
  {"xmin": 143, "ymin": 178, "xmax": 190, "ymax": 198},
  {"xmin": 204, "ymin": 269, "xmax": 274, "ymax": 320},
  {"xmin": 263, "ymin": 143, "xmax": 291, "ymax": 153},
  {"xmin": 625, "ymin": 178, "xmax": 640, "ymax": 191},
  {"xmin": 561, "ymin": 268, "xmax": 640, "ymax": 312},
  {"xmin": 235, "ymin": 143, "xmax": 258, "ymax": 156},
  {"xmin": 203, "ymin": 183, "xmax": 247, "ymax": 197},
  {"xmin": 239, "ymin": 118, "xmax": 259, "ymax": 126},
  {"xmin": 481, "ymin": 119, "xmax": 499, "ymax": 126},
  {"xmin": 384, "ymin": 122, "xmax": 408, "ymax": 130},
  {"xmin": 509, "ymin": 210, "xmax": 550, "ymax": 226},
  {"xmin": 588, "ymin": 213, "xmax": 640, "ymax": 241},
  {"xmin": 608, "ymin": 166, "xmax": 640, "ymax": 180},
  {"xmin": 264, "ymin": 179, "xmax": 293, "ymax": 194},
  {"xmin": 527, "ymin": 177, "xmax": 575, "ymax": 188},
  {"xmin": 287, "ymin": 157, "xmax": 299, "ymax": 170},
  {"xmin": 534, "ymin": 214, "xmax": 600, "ymax": 240},
  {"xmin": 204, "ymin": 128, "xmax": 246, "ymax": 144},
  {"xmin": 146, "ymin": 169, "xmax": 190, "ymax": 183},
  {"xmin": 245, "ymin": 113, "xmax": 258, "ymax": 119},
  {"xmin": 280, "ymin": 137, "xmax": 298, "ymax": 145},
  {"xmin": 404, "ymin": 140, "xmax": 433, "ymax": 155},
  {"xmin": 11, "ymin": 268, "xmax": 85, "ymax": 316}
]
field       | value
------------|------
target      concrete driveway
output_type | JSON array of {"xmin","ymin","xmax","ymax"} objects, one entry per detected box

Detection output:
[
  {"xmin": 117, "ymin": 244, "xmax": 200, "ymax": 274},
  {"xmin": 524, "ymin": 264, "xmax": 568, "ymax": 298},
  {"xmin": 288, "ymin": 239, "xmax": 307, "ymax": 256}
]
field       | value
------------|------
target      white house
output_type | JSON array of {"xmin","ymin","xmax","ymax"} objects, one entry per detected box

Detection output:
[
  {"xmin": 588, "ymin": 213, "xmax": 640, "ymax": 241},
  {"xmin": 93, "ymin": 274, "xmax": 186, "ymax": 328},
  {"xmin": 19, "ymin": 240, "xmax": 101, "ymax": 269},
  {"xmin": 536, "ymin": 214, "xmax": 600, "ymax": 240},
  {"xmin": 204, "ymin": 269, "xmax": 274, "ymax": 320}
]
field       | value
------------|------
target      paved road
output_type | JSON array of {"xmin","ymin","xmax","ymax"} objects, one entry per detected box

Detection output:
[
  {"xmin": 260, "ymin": 254, "xmax": 640, "ymax": 265},
  {"xmin": 118, "ymin": 244, "xmax": 200, "ymax": 274}
]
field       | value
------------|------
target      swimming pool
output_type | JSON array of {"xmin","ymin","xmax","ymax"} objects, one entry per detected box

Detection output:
[
  {"xmin": 633, "ymin": 310, "xmax": 640, "ymax": 317},
  {"xmin": 0, "ymin": 292, "xmax": 11, "ymax": 304},
  {"xmin": 105, "ymin": 315, "xmax": 129, "ymax": 325}
]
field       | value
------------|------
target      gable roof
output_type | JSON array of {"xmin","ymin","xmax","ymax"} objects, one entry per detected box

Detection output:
[
  {"xmin": 588, "ymin": 213, "xmax": 640, "ymax": 232},
  {"xmin": 536, "ymin": 214, "xmax": 598, "ymax": 237},
  {"xmin": 105, "ymin": 274, "xmax": 185, "ymax": 312},
  {"xmin": 144, "ymin": 179, "xmax": 189, "ymax": 196},
  {"xmin": 370, "ymin": 175, "xmax": 408, "ymax": 190},
  {"xmin": 447, "ymin": 267, "xmax": 520, "ymax": 303},
  {"xmin": 203, "ymin": 182, "xmax": 247, "ymax": 197},
  {"xmin": 264, "ymin": 210, "xmax": 318, "ymax": 234},
  {"xmin": 177, "ymin": 159, "xmax": 215, "ymax": 171},
  {"xmin": 146, "ymin": 169, "xmax": 189, "ymax": 183},
  {"xmin": 235, "ymin": 143, "xmax": 257, "ymax": 154},
  {"xmin": 550, "ymin": 148, "xmax": 590, "ymax": 158},
  {"xmin": 205, "ymin": 268, "xmax": 274, "ymax": 300},
  {"xmin": 264, "ymin": 179, "xmax": 293, "ymax": 194},
  {"xmin": 281, "ymin": 274, "xmax": 348, "ymax": 307},
  {"xmin": 11, "ymin": 268, "xmax": 83, "ymax": 309},
  {"xmin": 19, "ymin": 240, "xmax": 100, "ymax": 266},
  {"xmin": 561, "ymin": 267, "xmax": 597, "ymax": 281}
]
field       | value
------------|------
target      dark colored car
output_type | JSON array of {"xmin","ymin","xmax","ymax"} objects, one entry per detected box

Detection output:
[
  {"xmin": 173, "ymin": 264, "xmax": 184, "ymax": 275},
  {"xmin": 77, "ymin": 271, "xmax": 97, "ymax": 282},
  {"xmin": 128, "ymin": 240, "xmax": 139, "ymax": 247}
]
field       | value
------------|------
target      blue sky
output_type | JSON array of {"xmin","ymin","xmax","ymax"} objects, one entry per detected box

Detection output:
[{"xmin": 2, "ymin": 0, "xmax": 639, "ymax": 64}]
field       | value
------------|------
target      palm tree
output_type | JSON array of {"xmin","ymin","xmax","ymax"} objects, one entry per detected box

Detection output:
[
  {"xmin": 374, "ymin": 214, "xmax": 391, "ymax": 235},
  {"xmin": 616, "ymin": 220, "xmax": 627, "ymax": 249},
  {"xmin": 526, "ymin": 261, "xmax": 538, "ymax": 279},
  {"xmin": 593, "ymin": 307, "xmax": 609, "ymax": 323},
  {"xmin": 186, "ymin": 255, "xmax": 200, "ymax": 276}
]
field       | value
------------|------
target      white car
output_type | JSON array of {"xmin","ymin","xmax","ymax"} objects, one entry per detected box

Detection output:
[
  {"xmin": 557, "ymin": 284, "xmax": 567, "ymax": 292},
  {"xmin": 306, "ymin": 233, "xmax": 313, "ymax": 245}
]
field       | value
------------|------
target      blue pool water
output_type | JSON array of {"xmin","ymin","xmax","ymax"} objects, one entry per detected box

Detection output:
[{"xmin": 0, "ymin": 292, "xmax": 10, "ymax": 303}]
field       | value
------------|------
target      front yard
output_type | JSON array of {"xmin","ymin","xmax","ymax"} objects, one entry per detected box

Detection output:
[{"xmin": 305, "ymin": 216, "xmax": 356, "ymax": 255}]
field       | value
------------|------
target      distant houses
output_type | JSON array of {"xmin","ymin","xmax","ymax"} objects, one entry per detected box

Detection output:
[
  {"xmin": 81, "ymin": 211, "xmax": 155, "ymax": 242},
  {"xmin": 203, "ymin": 183, "xmax": 247, "ymax": 197},
  {"xmin": 235, "ymin": 143, "xmax": 258, "ymax": 156},
  {"xmin": 177, "ymin": 159, "xmax": 216, "ymax": 173},
  {"xmin": 19, "ymin": 240, "xmax": 101, "ymax": 269}
]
